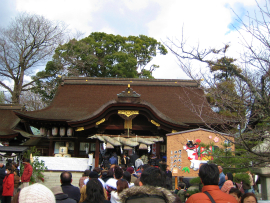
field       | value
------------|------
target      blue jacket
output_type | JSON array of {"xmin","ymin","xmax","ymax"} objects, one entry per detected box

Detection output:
[
  {"xmin": 218, "ymin": 172, "xmax": 226, "ymax": 189},
  {"xmin": 109, "ymin": 156, "xmax": 118, "ymax": 165}
]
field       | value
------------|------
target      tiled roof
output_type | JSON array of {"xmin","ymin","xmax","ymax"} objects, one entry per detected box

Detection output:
[
  {"xmin": 0, "ymin": 105, "xmax": 21, "ymax": 136},
  {"xmin": 15, "ymin": 77, "xmax": 221, "ymax": 125}
]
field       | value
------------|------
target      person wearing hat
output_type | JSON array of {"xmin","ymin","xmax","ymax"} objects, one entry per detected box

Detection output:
[
  {"xmin": 126, "ymin": 167, "xmax": 137, "ymax": 184},
  {"xmin": 16, "ymin": 183, "xmax": 55, "ymax": 203},
  {"xmin": 21, "ymin": 158, "xmax": 33, "ymax": 188},
  {"xmin": 51, "ymin": 185, "xmax": 76, "ymax": 203}
]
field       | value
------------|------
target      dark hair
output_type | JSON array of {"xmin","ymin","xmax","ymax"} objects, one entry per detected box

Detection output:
[
  {"xmin": 199, "ymin": 164, "xmax": 219, "ymax": 185},
  {"xmin": 123, "ymin": 171, "xmax": 131, "ymax": 183},
  {"xmin": 24, "ymin": 158, "xmax": 30, "ymax": 163},
  {"xmin": 85, "ymin": 178, "xmax": 104, "ymax": 203},
  {"xmin": 226, "ymin": 172, "xmax": 233, "ymax": 182},
  {"xmin": 83, "ymin": 170, "xmax": 91, "ymax": 177},
  {"xmin": 241, "ymin": 193, "xmax": 257, "ymax": 203},
  {"xmin": 142, "ymin": 164, "xmax": 150, "ymax": 171},
  {"xmin": 60, "ymin": 171, "xmax": 72, "ymax": 184},
  {"xmin": 6, "ymin": 166, "xmax": 13, "ymax": 173},
  {"xmin": 107, "ymin": 168, "xmax": 114, "ymax": 177},
  {"xmin": 114, "ymin": 165, "xmax": 123, "ymax": 179},
  {"xmin": 229, "ymin": 188, "xmax": 242, "ymax": 198},
  {"xmin": 93, "ymin": 167, "xmax": 102, "ymax": 176},
  {"xmin": 140, "ymin": 167, "xmax": 166, "ymax": 187},
  {"xmin": 178, "ymin": 183, "xmax": 185, "ymax": 189},
  {"xmin": 117, "ymin": 179, "xmax": 129, "ymax": 194}
]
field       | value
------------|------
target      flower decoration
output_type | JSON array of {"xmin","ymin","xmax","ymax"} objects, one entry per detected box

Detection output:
[
  {"xmin": 209, "ymin": 135, "xmax": 212, "ymax": 139},
  {"xmin": 214, "ymin": 137, "xmax": 219, "ymax": 143}
]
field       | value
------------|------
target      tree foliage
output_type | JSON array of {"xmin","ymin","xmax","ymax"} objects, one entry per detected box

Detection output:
[
  {"xmin": 21, "ymin": 146, "xmax": 47, "ymax": 184},
  {"xmin": 165, "ymin": 0, "xmax": 270, "ymax": 168},
  {"xmin": 0, "ymin": 13, "xmax": 67, "ymax": 104},
  {"xmin": 33, "ymin": 32, "xmax": 167, "ymax": 104}
]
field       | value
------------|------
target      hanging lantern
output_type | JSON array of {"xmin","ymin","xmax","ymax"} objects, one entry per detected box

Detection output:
[
  {"xmin": 40, "ymin": 127, "xmax": 46, "ymax": 136},
  {"xmin": 139, "ymin": 143, "xmax": 147, "ymax": 150},
  {"xmin": 52, "ymin": 127, "xmax": 58, "ymax": 136},
  {"xmin": 60, "ymin": 127, "xmax": 65, "ymax": 137},
  {"xmin": 47, "ymin": 130, "xmax": 52, "ymax": 137},
  {"xmin": 106, "ymin": 143, "xmax": 114, "ymax": 149},
  {"xmin": 67, "ymin": 128, "xmax": 73, "ymax": 137}
]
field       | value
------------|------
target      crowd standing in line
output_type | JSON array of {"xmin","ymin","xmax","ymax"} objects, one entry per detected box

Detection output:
[{"xmin": 0, "ymin": 151, "xmax": 261, "ymax": 203}]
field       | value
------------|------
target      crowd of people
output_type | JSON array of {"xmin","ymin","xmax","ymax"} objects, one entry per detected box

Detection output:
[{"xmin": 0, "ymin": 154, "xmax": 261, "ymax": 203}]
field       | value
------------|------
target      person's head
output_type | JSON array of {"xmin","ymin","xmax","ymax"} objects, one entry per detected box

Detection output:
[
  {"xmin": 116, "ymin": 179, "xmax": 129, "ymax": 194},
  {"xmin": 83, "ymin": 170, "xmax": 90, "ymax": 177},
  {"xmin": 93, "ymin": 167, "xmax": 102, "ymax": 177},
  {"xmin": 241, "ymin": 193, "xmax": 257, "ymax": 203},
  {"xmin": 199, "ymin": 164, "xmax": 219, "ymax": 185},
  {"xmin": 226, "ymin": 172, "xmax": 233, "ymax": 181},
  {"xmin": 126, "ymin": 167, "xmax": 134, "ymax": 174},
  {"xmin": 5, "ymin": 165, "xmax": 13, "ymax": 175},
  {"xmin": 107, "ymin": 168, "xmax": 114, "ymax": 177},
  {"xmin": 123, "ymin": 171, "xmax": 131, "ymax": 183},
  {"xmin": 178, "ymin": 183, "xmax": 185, "ymax": 189},
  {"xmin": 229, "ymin": 188, "xmax": 242, "ymax": 203},
  {"xmin": 114, "ymin": 165, "xmax": 123, "ymax": 179},
  {"xmin": 0, "ymin": 163, "xmax": 4, "ymax": 168},
  {"xmin": 140, "ymin": 167, "xmax": 166, "ymax": 187},
  {"xmin": 23, "ymin": 158, "xmax": 30, "ymax": 165},
  {"xmin": 141, "ymin": 164, "xmax": 150, "ymax": 173},
  {"xmin": 60, "ymin": 171, "xmax": 72, "ymax": 184},
  {"xmin": 19, "ymin": 183, "xmax": 55, "ymax": 203},
  {"xmin": 85, "ymin": 178, "xmax": 104, "ymax": 203},
  {"xmin": 218, "ymin": 165, "xmax": 223, "ymax": 174},
  {"xmin": 89, "ymin": 171, "xmax": 99, "ymax": 179}
]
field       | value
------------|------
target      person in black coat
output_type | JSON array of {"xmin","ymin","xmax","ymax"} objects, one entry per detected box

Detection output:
[
  {"xmin": 60, "ymin": 171, "xmax": 80, "ymax": 203},
  {"xmin": 130, "ymin": 153, "xmax": 139, "ymax": 167},
  {"xmin": 0, "ymin": 163, "xmax": 6, "ymax": 202}
]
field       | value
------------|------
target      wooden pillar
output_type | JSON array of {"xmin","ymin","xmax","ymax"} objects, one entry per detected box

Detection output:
[
  {"xmin": 49, "ymin": 139, "xmax": 54, "ymax": 156},
  {"xmin": 95, "ymin": 139, "xmax": 100, "ymax": 168},
  {"xmin": 175, "ymin": 176, "xmax": 178, "ymax": 190}
]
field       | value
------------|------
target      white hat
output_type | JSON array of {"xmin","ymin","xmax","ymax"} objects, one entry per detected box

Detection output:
[{"xmin": 19, "ymin": 183, "xmax": 56, "ymax": 203}]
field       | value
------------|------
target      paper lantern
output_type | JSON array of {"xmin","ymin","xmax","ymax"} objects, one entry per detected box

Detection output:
[
  {"xmin": 52, "ymin": 127, "xmax": 58, "ymax": 136},
  {"xmin": 40, "ymin": 127, "xmax": 46, "ymax": 136},
  {"xmin": 60, "ymin": 127, "xmax": 65, "ymax": 137},
  {"xmin": 67, "ymin": 128, "xmax": 73, "ymax": 137}
]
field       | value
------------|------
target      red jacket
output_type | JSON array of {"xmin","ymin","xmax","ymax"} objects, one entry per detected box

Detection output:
[
  {"xmin": 186, "ymin": 185, "xmax": 238, "ymax": 203},
  {"xmin": 2, "ymin": 174, "xmax": 14, "ymax": 196},
  {"xmin": 21, "ymin": 163, "xmax": 33, "ymax": 182}
]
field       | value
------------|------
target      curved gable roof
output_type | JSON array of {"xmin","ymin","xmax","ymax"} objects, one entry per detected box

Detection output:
[{"xmin": 15, "ymin": 77, "xmax": 221, "ymax": 126}]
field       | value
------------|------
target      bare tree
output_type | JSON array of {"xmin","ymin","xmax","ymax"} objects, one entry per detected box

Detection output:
[
  {"xmin": 165, "ymin": 0, "xmax": 270, "ymax": 168},
  {"xmin": 0, "ymin": 13, "xmax": 67, "ymax": 104}
]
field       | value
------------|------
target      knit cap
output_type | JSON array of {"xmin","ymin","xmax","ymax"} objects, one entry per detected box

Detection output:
[{"xmin": 19, "ymin": 183, "xmax": 56, "ymax": 203}]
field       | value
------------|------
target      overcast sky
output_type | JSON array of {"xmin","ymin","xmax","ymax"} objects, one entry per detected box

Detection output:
[{"xmin": 0, "ymin": 0, "xmax": 263, "ymax": 81}]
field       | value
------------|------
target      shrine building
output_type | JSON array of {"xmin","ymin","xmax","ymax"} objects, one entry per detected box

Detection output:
[{"xmin": 8, "ymin": 77, "xmax": 225, "ymax": 167}]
